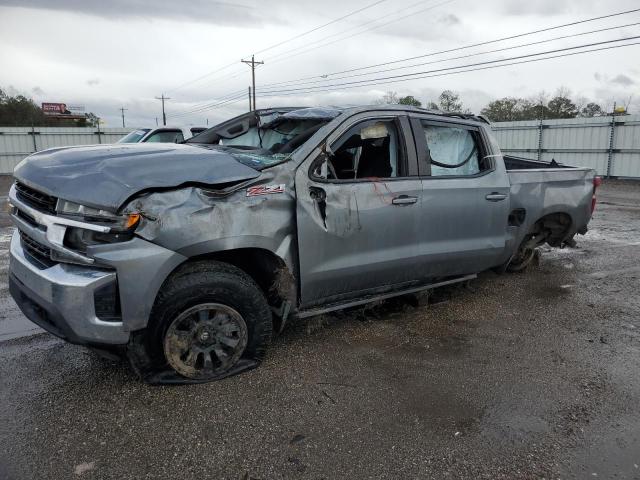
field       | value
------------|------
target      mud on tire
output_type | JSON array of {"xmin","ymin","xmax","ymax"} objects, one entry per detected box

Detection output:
[{"xmin": 129, "ymin": 260, "xmax": 273, "ymax": 384}]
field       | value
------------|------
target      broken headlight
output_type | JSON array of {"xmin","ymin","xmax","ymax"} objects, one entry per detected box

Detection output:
[
  {"xmin": 57, "ymin": 200, "xmax": 141, "ymax": 253},
  {"xmin": 57, "ymin": 200, "xmax": 140, "ymax": 232}
]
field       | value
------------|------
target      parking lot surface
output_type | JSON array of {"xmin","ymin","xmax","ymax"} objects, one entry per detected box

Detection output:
[{"xmin": 0, "ymin": 180, "xmax": 639, "ymax": 479}]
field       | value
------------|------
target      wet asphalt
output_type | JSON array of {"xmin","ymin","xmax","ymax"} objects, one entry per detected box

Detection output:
[{"xmin": 0, "ymin": 179, "xmax": 639, "ymax": 479}]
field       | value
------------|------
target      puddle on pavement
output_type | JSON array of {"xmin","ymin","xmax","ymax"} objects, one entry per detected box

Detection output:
[
  {"xmin": 563, "ymin": 414, "xmax": 640, "ymax": 478},
  {"xmin": 402, "ymin": 390, "xmax": 484, "ymax": 434},
  {"xmin": 481, "ymin": 412, "xmax": 550, "ymax": 443},
  {"xmin": 535, "ymin": 284, "xmax": 573, "ymax": 299}
]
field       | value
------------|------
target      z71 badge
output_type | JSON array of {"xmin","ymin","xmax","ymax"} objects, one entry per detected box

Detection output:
[{"xmin": 246, "ymin": 184, "xmax": 286, "ymax": 197}]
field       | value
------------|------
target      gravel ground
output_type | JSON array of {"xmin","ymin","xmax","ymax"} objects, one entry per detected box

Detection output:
[{"xmin": 0, "ymin": 179, "xmax": 638, "ymax": 479}]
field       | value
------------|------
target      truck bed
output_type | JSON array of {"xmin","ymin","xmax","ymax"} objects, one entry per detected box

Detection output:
[
  {"xmin": 503, "ymin": 155, "xmax": 595, "ymax": 243},
  {"xmin": 504, "ymin": 155, "xmax": 571, "ymax": 170},
  {"xmin": 504, "ymin": 154, "xmax": 594, "ymax": 186}
]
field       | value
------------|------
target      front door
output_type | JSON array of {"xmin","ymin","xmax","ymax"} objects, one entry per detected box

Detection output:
[{"xmin": 295, "ymin": 115, "xmax": 423, "ymax": 307}]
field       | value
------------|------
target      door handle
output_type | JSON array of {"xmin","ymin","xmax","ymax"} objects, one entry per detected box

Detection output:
[
  {"xmin": 485, "ymin": 192, "xmax": 508, "ymax": 202},
  {"xmin": 392, "ymin": 195, "xmax": 418, "ymax": 206}
]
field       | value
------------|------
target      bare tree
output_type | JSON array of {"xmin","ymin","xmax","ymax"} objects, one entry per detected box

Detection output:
[
  {"xmin": 555, "ymin": 86, "xmax": 572, "ymax": 100},
  {"xmin": 377, "ymin": 91, "xmax": 399, "ymax": 104}
]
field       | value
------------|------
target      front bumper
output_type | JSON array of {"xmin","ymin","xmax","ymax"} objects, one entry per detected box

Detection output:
[
  {"xmin": 8, "ymin": 182, "xmax": 188, "ymax": 347},
  {"xmin": 9, "ymin": 231, "xmax": 130, "ymax": 345}
]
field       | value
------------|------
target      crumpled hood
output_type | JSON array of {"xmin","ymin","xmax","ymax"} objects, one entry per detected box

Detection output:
[{"xmin": 14, "ymin": 143, "xmax": 261, "ymax": 211}]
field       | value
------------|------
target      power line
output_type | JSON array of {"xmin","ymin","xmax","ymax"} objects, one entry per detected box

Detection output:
[
  {"xmin": 254, "ymin": 40, "xmax": 640, "ymax": 100},
  {"xmin": 188, "ymin": 0, "xmax": 439, "ymax": 94},
  {"xmin": 257, "ymin": 35, "xmax": 640, "ymax": 95},
  {"xmin": 187, "ymin": 69, "xmax": 249, "ymax": 94},
  {"xmin": 202, "ymin": 0, "xmax": 451, "ymax": 104},
  {"xmin": 166, "ymin": 88, "xmax": 249, "ymax": 118},
  {"xmin": 164, "ymin": 0, "xmax": 453, "ymax": 102},
  {"xmin": 165, "ymin": 61, "xmax": 240, "ymax": 95},
  {"xmin": 167, "ymin": 99, "xmax": 245, "ymax": 121},
  {"xmin": 260, "ymin": 7, "xmax": 640, "ymax": 89},
  {"xmin": 189, "ymin": 0, "xmax": 430, "ymax": 93},
  {"xmin": 165, "ymin": 9, "xmax": 640, "ymax": 119},
  {"xmin": 166, "ymin": 94, "xmax": 246, "ymax": 119},
  {"xmin": 171, "ymin": 40, "xmax": 640, "ymax": 119},
  {"xmin": 166, "ymin": 91, "xmax": 249, "ymax": 119},
  {"xmin": 167, "ymin": 0, "xmax": 404, "ymax": 114},
  {"xmin": 254, "ymin": 0, "xmax": 391, "ymax": 55},
  {"xmin": 262, "ymin": 0, "xmax": 455, "ymax": 66},
  {"xmin": 259, "ymin": 22, "xmax": 640, "ymax": 91},
  {"xmin": 164, "ymin": 0, "xmax": 391, "ymax": 95},
  {"xmin": 261, "ymin": 0, "xmax": 448, "ymax": 62}
]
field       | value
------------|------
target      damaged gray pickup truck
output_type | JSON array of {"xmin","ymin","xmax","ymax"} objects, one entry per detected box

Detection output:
[{"xmin": 9, "ymin": 105, "xmax": 601, "ymax": 383}]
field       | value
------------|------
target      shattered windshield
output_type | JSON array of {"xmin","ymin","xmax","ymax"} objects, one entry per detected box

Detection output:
[
  {"xmin": 222, "ymin": 117, "xmax": 327, "ymax": 168},
  {"xmin": 227, "ymin": 151, "xmax": 292, "ymax": 169},
  {"xmin": 190, "ymin": 108, "xmax": 341, "ymax": 169}
]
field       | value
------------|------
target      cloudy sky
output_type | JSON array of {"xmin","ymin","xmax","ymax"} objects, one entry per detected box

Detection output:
[{"xmin": 1, "ymin": 0, "xmax": 639, "ymax": 128}]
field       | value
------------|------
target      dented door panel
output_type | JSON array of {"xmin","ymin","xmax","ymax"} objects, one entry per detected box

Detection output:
[{"xmin": 296, "ymin": 174, "xmax": 424, "ymax": 306}]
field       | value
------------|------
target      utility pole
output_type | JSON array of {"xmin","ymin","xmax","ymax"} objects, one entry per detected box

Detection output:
[
  {"xmin": 155, "ymin": 94, "xmax": 171, "ymax": 126},
  {"xmin": 241, "ymin": 55, "xmax": 263, "ymax": 111},
  {"xmin": 247, "ymin": 86, "xmax": 252, "ymax": 111},
  {"xmin": 119, "ymin": 107, "xmax": 128, "ymax": 128}
]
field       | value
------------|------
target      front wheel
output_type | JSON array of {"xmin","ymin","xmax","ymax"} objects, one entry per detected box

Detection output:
[
  {"xmin": 142, "ymin": 261, "xmax": 273, "ymax": 383},
  {"xmin": 164, "ymin": 303, "xmax": 249, "ymax": 380}
]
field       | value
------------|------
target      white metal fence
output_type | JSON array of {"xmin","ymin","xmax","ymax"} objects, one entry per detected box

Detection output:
[
  {"xmin": 491, "ymin": 114, "xmax": 640, "ymax": 178},
  {"xmin": 1, "ymin": 119, "xmax": 640, "ymax": 178},
  {"xmin": 0, "ymin": 126, "xmax": 129, "ymax": 174}
]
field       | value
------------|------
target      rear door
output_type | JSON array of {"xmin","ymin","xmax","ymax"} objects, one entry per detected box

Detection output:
[
  {"xmin": 409, "ymin": 117, "xmax": 511, "ymax": 276},
  {"xmin": 295, "ymin": 114, "xmax": 423, "ymax": 307}
]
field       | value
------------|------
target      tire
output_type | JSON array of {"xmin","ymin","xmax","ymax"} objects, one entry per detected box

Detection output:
[
  {"xmin": 143, "ymin": 261, "xmax": 272, "ymax": 382},
  {"xmin": 506, "ymin": 247, "xmax": 539, "ymax": 273}
]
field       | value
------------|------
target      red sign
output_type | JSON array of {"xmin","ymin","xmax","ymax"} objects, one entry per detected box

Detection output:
[{"xmin": 42, "ymin": 103, "xmax": 70, "ymax": 115}]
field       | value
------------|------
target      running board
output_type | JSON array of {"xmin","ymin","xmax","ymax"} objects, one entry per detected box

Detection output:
[{"xmin": 293, "ymin": 274, "xmax": 477, "ymax": 319}]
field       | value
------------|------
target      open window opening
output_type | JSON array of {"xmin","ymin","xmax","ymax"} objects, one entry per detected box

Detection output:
[{"xmin": 325, "ymin": 120, "xmax": 401, "ymax": 180}]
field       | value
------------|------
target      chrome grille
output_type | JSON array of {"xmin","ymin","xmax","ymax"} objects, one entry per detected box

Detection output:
[
  {"xmin": 15, "ymin": 182, "xmax": 58, "ymax": 215},
  {"xmin": 19, "ymin": 231, "xmax": 56, "ymax": 269}
]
